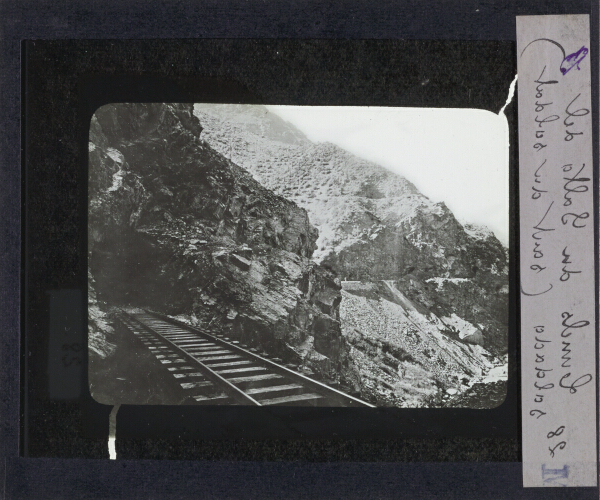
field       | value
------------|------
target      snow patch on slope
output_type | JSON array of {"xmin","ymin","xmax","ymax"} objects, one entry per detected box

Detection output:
[
  {"xmin": 106, "ymin": 148, "xmax": 125, "ymax": 192},
  {"xmin": 425, "ymin": 277, "xmax": 471, "ymax": 291},
  {"xmin": 441, "ymin": 313, "xmax": 481, "ymax": 340}
]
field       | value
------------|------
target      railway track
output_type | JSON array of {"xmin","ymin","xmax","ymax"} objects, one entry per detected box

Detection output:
[{"xmin": 117, "ymin": 310, "xmax": 374, "ymax": 407}]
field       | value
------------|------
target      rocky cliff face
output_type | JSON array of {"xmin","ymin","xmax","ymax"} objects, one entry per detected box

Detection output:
[
  {"xmin": 88, "ymin": 102, "xmax": 509, "ymax": 408},
  {"xmin": 193, "ymin": 104, "xmax": 509, "ymax": 357},
  {"xmin": 191, "ymin": 104, "xmax": 509, "ymax": 407},
  {"xmin": 88, "ymin": 103, "xmax": 347, "ymax": 383}
]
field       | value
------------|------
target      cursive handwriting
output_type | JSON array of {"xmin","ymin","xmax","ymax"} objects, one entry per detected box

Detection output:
[
  {"xmin": 562, "ymin": 163, "xmax": 589, "ymax": 206},
  {"xmin": 532, "ymin": 159, "xmax": 548, "ymax": 200},
  {"xmin": 561, "ymin": 211, "xmax": 589, "ymax": 229},
  {"xmin": 533, "ymin": 67, "xmax": 559, "ymax": 152},
  {"xmin": 531, "ymin": 329, "xmax": 551, "ymax": 417},
  {"xmin": 529, "ymin": 202, "xmax": 555, "ymax": 277},
  {"xmin": 559, "ymin": 373, "xmax": 593, "ymax": 394},
  {"xmin": 558, "ymin": 312, "xmax": 593, "ymax": 394},
  {"xmin": 560, "ymin": 247, "xmax": 581, "ymax": 282},
  {"xmin": 564, "ymin": 93, "xmax": 590, "ymax": 141}
]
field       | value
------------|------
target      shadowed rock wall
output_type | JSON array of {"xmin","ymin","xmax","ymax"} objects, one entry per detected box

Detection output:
[{"xmin": 88, "ymin": 103, "xmax": 346, "ymax": 383}]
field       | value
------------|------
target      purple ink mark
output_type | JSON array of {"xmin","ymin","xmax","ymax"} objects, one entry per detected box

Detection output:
[{"xmin": 561, "ymin": 46, "xmax": 588, "ymax": 75}]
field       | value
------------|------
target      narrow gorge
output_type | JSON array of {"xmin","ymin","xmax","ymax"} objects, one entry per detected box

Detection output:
[{"xmin": 88, "ymin": 102, "xmax": 509, "ymax": 407}]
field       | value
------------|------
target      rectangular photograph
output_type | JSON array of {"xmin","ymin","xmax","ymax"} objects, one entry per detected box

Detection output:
[{"xmin": 88, "ymin": 102, "xmax": 509, "ymax": 408}]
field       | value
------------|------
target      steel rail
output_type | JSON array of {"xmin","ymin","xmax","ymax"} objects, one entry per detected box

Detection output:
[
  {"xmin": 145, "ymin": 309, "xmax": 375, "ymax": 408},
  {"xmin": 122, "ymin": 313, "xmax": 262, "ymax": 406}
]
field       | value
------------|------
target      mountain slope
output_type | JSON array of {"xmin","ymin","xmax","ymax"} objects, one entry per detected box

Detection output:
[
  {"xmin": 87, "ymin": 103, "xmax": 507, "ymax": 407},
  {"xmin": 194, "ymin": 104, "xmax": 509, "ymax": 357},
  {"xmin": 338, "ymin": 280, "xmax": 503, "ymax": 406}
]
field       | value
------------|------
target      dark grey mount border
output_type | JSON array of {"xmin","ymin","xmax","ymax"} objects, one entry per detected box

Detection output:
[
  {"xmin": 30, "ymin": 41, "xmax": 519, "ymax": 447},
  {"xmin": 2, "ymin": 1, "xmax": 598, "ymax": 500}
]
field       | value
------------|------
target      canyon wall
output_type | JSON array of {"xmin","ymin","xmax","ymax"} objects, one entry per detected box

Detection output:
[{"xmin": 89, "ymin": 103, "xmax": 347, "ymax": 384}]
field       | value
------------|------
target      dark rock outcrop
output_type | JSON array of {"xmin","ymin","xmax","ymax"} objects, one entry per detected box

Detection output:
[
  {"xmin": 194, "ymin": 104, "xmax": 509, "ymax": 357},
  {"xmin": 88, "ymin": 103, "xmax": 345, "ymax": 381}
]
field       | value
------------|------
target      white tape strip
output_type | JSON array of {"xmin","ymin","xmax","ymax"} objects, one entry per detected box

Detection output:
[
  {"xmin": 108, "ymin": 404, "xmax": 121, "ymax": 460},
  {"xmin": 499, "ymin": 74, "xmax": 518, "ymax": 116}
]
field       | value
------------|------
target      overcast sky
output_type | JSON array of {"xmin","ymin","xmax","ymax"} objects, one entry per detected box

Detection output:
[{"xmin": 266, "ymin": 105, "xmax": 509, "ymax": 246}]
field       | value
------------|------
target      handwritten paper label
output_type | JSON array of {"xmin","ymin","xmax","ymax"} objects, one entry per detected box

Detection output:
[{"xmin": 517, "ymin": 15, "xmax": 596, "ymax": 487}]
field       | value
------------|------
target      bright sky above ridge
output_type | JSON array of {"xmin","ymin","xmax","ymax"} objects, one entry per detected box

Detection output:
[{"xmin": 266, "ymin": 105, "xmax": 509, "ymax": 246}]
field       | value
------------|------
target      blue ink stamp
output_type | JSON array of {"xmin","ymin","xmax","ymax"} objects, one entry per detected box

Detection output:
[
  {"xmin": 541, "ymin": 464, "xmax": 569, "ymax": 486},
  {"xmin": 561, "ymin": 46, "xmax": 588, "ymax": 75}
]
